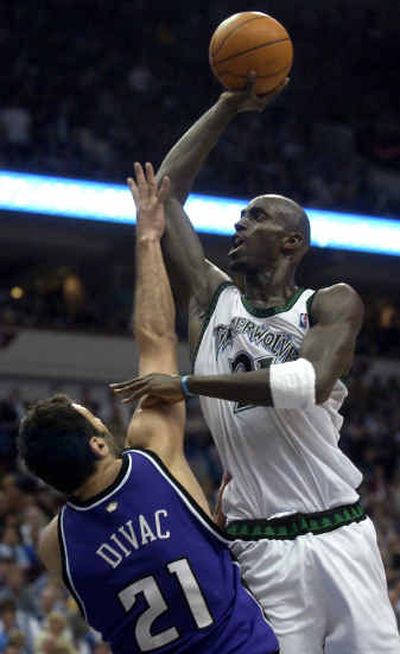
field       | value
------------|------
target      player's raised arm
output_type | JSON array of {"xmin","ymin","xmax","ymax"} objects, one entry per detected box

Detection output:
[
  {"xmin": 162, "ymin": 197, "xmax": 230, "ymax": 350},
  {"xmin": 120, "ymin": 162, "xmax": 185, "ymax": 463},
  {"xmin": 157, "ymin": 80, "xmax": 287, "ymax": 325},
  {"xmin": 157, "ymin": 78, "xmax": 286, "ymax": 204},
  {"xmin": 111, "ymin": 284, "xmax": 364, "ymax": 408}
]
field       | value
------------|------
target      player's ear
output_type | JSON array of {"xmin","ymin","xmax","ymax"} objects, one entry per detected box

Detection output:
[
  {"xmin": 281, "ymin": 231, "xmax": 304, "ymax": 256},
  {"xmin": 89, "ymin": 436, "xmax": 109, "ymax": 458}
]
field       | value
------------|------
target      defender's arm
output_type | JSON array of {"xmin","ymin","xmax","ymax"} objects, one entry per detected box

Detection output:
[
  {"xmin": 116, "ymin": 164, "xmax": 213, "ymax": 516},
  {"xmin": 37, "ymin": 516, "xmax": 63, "ymax": 584},
  {"xmin": 123, "ymin": 163, "xmax": 185, "ymax": 464}
]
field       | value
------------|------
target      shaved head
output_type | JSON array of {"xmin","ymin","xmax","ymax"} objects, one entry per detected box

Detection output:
[
  {"xmin": 230, "ymin": 194, "xmax": 311, "ymax": 273},
  {"xmin": 250, "ymin": 194, "xmax": 310, "ymax": 249}
]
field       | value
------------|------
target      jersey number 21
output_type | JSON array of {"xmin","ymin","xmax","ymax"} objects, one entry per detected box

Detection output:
[{"xmin": 119, "ymin": 557, "xmax": 213, "ymax": 652}]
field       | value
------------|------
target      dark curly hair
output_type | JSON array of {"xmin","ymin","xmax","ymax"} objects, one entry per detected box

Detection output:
[{"xmin": 18, "ymin": 394, "xmax": 102, "ymax": 495}]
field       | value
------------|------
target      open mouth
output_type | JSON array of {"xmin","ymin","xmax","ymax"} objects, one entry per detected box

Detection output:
[{"xmin": 228, "ymin": 234, "xmax": 245, "ymax": 256}]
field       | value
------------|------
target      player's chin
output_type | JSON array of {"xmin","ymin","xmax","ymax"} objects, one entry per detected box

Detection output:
[{"xmin": 228, "ymin": 257, "xmax": 248, "ymax": 272}]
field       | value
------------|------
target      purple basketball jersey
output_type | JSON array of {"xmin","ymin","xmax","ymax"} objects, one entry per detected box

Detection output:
[{"xmin": 59, "ymin": 449, "xmax": 278, "ymax": 653}]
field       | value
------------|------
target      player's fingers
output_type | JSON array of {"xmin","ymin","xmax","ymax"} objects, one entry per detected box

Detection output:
[
  {"xmin": 110, "ymin": 379, "xmax": 147, "ymax": 395},
  {"xmin": 121, "ymin": 393, "xmax": 140, "ymax": 404},
  {"xmin": 110, "ymin": 374, "xmax": 151, "ymax": 388},
  {"xmin": 110, "ymin": 385, "xmax": 131, "ymax": 394},
  {"xmin": 134, "ymin": 162, "xmax": 147, "ymax": 188},
  {"xmin": 110, "ymin": 386, "xmax": 132, "ymax": 395},
  {"xmin": 120, "ymin": 384, "xmax": 150, "ymax": 403},
  {"xmin": 145, "ymin": 162, "xmax": 157, "ymax": 188},
  {"xmin": 113, "ymin": 382, "xmax": 146, "ymax": 396},
  {"xmin": 109, "ymin": 379, "xmax": 135, "ymax": 390},
  {"xmin": 127, "ymin": 177, "xmax": 139, "ymax": 201}
]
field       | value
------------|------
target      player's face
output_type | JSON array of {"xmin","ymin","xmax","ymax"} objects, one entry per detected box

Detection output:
[{"xmin": 228, "ymin": 197, "xmax": 284, "ymax": 272}]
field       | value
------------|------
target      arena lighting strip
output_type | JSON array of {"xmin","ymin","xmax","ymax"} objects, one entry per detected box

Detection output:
[{"xmin": 0, "ymin": 170, "xmax": 399, "ymax": 256}]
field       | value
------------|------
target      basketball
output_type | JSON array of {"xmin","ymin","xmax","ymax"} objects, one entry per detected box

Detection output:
[{"xmin": 209, "ymin": 11, "xmax": 293, "ymax": 95}]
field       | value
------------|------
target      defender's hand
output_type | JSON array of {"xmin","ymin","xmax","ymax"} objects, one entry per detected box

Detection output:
[
  {"xmin": 110, "ymin": 373, "xmax": 184, "ymax": 405},
  {"xmin": 220, "ymin": 73, "xmax": 289, "ymax": 113},
  {"xmin": 128, "ymin": 162, "xmax": 170, "ymax": 239}
]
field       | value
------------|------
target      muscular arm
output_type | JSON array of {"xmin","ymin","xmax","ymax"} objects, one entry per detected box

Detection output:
[
  {"xmin": 125, "ymin": 233, "xmax": 185, "ymax": 461},
  {"xmin": 117, "ymin": 284, "xmax": 364, "ymax": 408},
  {"xmin": 162, "ymin": 198, "xmax": 230, "ymax": 351},
  {"xmin": 157, "ymin": 96, "xmax": 238, "ymax": 204},
  {"xmin": 185, "ymin": 284, "xmax": 364, "ymax": 405},
  {"xmin": 157, "ymin": 84, "xmax": 285, "ymax": 320},
  {"xmin": 159, "ymin": 96, "xmax": 235, "ymax": 315}
]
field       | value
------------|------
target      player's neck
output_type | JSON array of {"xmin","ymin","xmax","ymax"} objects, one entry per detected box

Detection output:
[
  {"xmin": 74, "ymin": 457, "xmax": 123, "ymax": 502},
  {"xmin": 243, "ymin": 265, "xmax": 298, "ymax": 309}
]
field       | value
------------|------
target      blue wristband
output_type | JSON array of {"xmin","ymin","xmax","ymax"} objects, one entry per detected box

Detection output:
[{"xmin": 181, "ymin": 375, "xmax": 196, "ymax": 398}]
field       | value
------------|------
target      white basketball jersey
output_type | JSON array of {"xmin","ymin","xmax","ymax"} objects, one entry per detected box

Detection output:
[{"xmin": 194, "ymin": 283, "xmax": 363, "ymax": 522}]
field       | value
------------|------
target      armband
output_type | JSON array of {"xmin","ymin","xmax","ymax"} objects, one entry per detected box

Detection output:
[
  {"xmin": 180, "ymin": 375, "xmax": 196, "ymax": 399},
  {"xmin": 269, "ymin": 358, "xmax": 316, "ymax": 409}
]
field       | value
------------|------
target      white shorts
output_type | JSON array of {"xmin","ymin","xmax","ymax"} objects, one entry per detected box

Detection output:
[{"xmin": 231, "ymin": 517, "xmax": 400, "ymax": 654}]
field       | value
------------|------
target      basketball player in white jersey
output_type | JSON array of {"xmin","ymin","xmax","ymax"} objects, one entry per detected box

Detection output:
[{"xmin": 113, "ymin": 83, "xmax": 400, "ymax": 653}]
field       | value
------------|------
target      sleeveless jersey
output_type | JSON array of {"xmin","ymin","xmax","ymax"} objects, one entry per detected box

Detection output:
[
  {"xmin": 194, "ymin": 283, "xmax": 363, "ymax": 521},
  {"xmin": 59, "ymin": 449, "xmax": 278, "ymax": 654}
]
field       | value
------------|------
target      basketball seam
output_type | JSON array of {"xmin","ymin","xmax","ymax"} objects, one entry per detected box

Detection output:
[
  {"xmin": 211, "ymin": 15, "xmax": 269, "ymax": 58},
  {"xmin": 213, "ymin": 37, "xmax": 290, "ymax": 66},
  {"xmin": 216, "ymin": 63, "xmax": 290, "ymax": 80}
]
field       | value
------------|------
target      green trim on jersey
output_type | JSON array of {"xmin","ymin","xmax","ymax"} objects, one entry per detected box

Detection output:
[
  {"xmin": 191, "ymin": 281, "xmax": 234, "ymax": 367},
  {"xmin": 226, "ymin": 500, "xmax": 366, "ymax": 541},
  {"xmin": 240, "ymin": 287, "xmax": 305, "ymax": 318}
]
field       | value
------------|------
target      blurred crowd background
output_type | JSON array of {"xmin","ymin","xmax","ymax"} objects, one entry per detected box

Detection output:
[
  {"xmin": 1, "ymin": 281, "xmax": 400, "ymax": 357},
  {"xmin": 1, "ymin": 0, "xmax": 400, "ymax": 651},
  {"xmin": 1, "ymin": 0, "xmax": 399, "ymax": 215}
]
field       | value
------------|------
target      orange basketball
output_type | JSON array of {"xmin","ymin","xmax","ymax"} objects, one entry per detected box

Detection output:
[{"xmin": 209, "ymin": 11, "xmax": 293, "ymax": 95}]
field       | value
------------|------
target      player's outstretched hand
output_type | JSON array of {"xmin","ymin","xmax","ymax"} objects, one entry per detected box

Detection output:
[
  {"xmin": 110, "ymin": 373, "xmax": 184, "ymax": 405},
  {"xmin": 127, "ymin": 162, "xmax": 170, "ymax": 239},
  {"xmin": 220, "ymin": 72, "xmax": 289, "ymax": 113}
]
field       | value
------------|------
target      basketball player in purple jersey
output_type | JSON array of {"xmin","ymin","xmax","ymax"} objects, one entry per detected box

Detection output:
[
  {"xmin": 17, "ymin": 163, "xmax": 278, "ymax": 654},
  {"xmin": 111, "ymin": 81, "xmax": 400, "ymax": 653}
]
